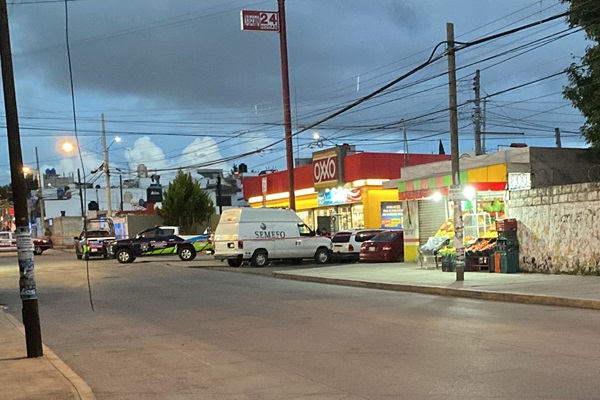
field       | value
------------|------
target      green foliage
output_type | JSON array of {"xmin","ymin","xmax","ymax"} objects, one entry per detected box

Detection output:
[
  {"xmin": 0, "ymin": 176, "xmax": 37, "ymax": 201},
  {"xmin": 156, "ymin": 171, "xmax": 215, "ymax": 234},
  {"xmin": 563, "ymin": 0, "xmax": 600, "ymax": 157}
]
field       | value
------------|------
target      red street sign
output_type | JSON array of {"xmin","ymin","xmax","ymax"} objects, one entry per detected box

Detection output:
[{"xmin": 240, "ymin": 10, "xmax": 279, "ymax": 32}]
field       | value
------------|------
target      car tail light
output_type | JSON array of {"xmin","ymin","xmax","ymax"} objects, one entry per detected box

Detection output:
[
  {"xmin": 238, "ymin": 240, "xmax": 243, "ymax": 249},
  {"xmin": 348, "ymin": 244, "xmax": 354, "ymax": 251},
  {"xmin": 383, "ymin": 245, "xmax": 392, "ymax": 251}
]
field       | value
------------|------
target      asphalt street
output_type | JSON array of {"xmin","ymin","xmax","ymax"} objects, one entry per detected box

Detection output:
[{"xmin": 2, "ymin": 250, "xmax": 600, "ymax": 399}]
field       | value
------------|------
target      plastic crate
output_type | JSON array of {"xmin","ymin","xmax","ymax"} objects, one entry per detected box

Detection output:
[
  {"xmin": 498, "ymin": 230, "xmax": 518, "ymax": 240},
  {"xmin": 496, "ymin": 238, "xmax": 519, "ymax": 251},
  {"xmin": 496, "ymin": 218, "xmax": 517, "ymax": 232}
]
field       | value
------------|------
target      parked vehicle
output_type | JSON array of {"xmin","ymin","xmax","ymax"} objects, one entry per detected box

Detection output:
[
  {"xmin": 0, "ymin": 231, "xmax": 53, "ymax": 255},
  {"xmin": 331, "ymin": 229, "xmax": 385, "ymax": 262},
  {"xmin": 359, "ymin": 230, "xmax": 404, "ymax": 263},
  {"xmin": 107, "ymin": 225, "xmax": 211, "ymax": 264},
  {"xmin": 213, "ymin": 208, "xmax": 332, "ymax": 267},
  {"xmin": 74, "ymin": 218, "xmax": 116, "ymax": 260}
]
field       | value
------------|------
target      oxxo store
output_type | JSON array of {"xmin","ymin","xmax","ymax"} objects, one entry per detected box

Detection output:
[{"xmin": 242, "ymin": 147, "xmax": 450, "ymax": 233}]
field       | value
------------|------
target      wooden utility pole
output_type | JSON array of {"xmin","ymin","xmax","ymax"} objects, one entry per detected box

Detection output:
[
  {"xmin": 555, "ymin": 127, "xmax": 562, "ymax": 148},
  {"xmin": 277, "ymin": 0, "xmax": 296, "ymax": 211},
  {"xmin": 0, "ymin": 0, "xmax": 43, "ymax": 357},
  {"xmin": 473, "ymin": 69, "xmax": 482, "ymax": 155},
  {"xmin": 446, "ymin": 22, "xmax": 465, "ymax": 282}
]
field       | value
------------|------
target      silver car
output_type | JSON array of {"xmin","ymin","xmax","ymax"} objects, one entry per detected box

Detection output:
[{"xmin": 331, "ymin": 229, "xmax": 385, "ymax": 262}]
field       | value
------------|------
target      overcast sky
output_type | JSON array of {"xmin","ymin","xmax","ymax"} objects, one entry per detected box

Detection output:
[{"xmin": 0, "ymin": 0, "xmax": 589, "ymax": 186}]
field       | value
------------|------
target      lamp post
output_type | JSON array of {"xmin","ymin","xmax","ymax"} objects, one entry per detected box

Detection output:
[
  {"xmin": 34, "ymin": 147, "xmax": 45, "ymax": 236},
  {"xmin": 101, "ymin": 113, "xmax": 120, "ymax": 218}
]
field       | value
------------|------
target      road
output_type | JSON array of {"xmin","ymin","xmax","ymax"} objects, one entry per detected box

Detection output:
[{"xmin": 1, "ymin": 249, "xmax": 600, "ymax": 399}]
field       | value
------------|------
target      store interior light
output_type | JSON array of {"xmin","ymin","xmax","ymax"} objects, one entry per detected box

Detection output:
[{"xmin": 463, "ymin": 186, "xmax": 476, "ymax": 200}]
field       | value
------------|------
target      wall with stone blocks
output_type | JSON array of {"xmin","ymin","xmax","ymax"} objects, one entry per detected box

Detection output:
[{"xmin": 506, "ymin": 182, "xmax": 600, "ymax": 274}]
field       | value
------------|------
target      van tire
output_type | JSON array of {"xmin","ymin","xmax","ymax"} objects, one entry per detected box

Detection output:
[
  {"xmin": 178, "ymin": 245, "xmax": 196, "ymax": 261},
  {"xmin": 397, "ymin": 254, "xmax": 404, "ymax": 262},
  {"xmin": 250, "ymin": 250, "xmax": 268, "ymax": 267},
  {"xmin": 314, "ymin": 247, "xmax": 331, "ymax": 264},
  {"xmin": 227, "ymin": 259, "xmax": 242, "ymax": 267}
]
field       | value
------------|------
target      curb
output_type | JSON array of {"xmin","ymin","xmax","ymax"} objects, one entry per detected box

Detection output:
[
  {"xmin": 3, "ymin": 312, "xmax": 96, "ymax": 400},
  {"xmin": 272, "ymin": 272, "xmax": 600, "ymax": 311}
]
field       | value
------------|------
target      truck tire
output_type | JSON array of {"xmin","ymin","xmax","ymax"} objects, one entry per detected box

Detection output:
[
  {"xmin": 116, "ymin": 248, "xmax": 135, "ymax": 264},
  {"xmin": 314, "ymin": 247, "xmax": 331, "ymax": 264},
  {"xmin": 250, "ymin": 249, "xmax": 268, "ymax": 267},
  {"xmin": 227, "ymin": 259, "xmax": 242, "ymax": 267},
  {"xmin": 178, "ymin": 245, "xmax": 196, "ymax": 261}
]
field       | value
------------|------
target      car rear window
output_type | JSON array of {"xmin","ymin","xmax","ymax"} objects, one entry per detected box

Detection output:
[
  {"xmin": 331, "ymin": 232, "xmax": 351, "ymax": 243},
  {"xmin": 371, "ymin": 231, "xmax": 400, "ymax": 242},
  {"xmin": 356, "ymin": 231, "xmax": 382, "ymax": 242}
]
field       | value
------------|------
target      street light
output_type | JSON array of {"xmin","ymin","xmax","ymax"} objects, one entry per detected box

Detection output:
[{"xmin": 101, "ymin": 112, "xmax": 120, "ymax": 217}]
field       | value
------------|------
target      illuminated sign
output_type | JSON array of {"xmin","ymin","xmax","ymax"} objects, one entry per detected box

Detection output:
[{"xmin": 312, "ymin": 146, "xmax": 346, "ymax": 189}]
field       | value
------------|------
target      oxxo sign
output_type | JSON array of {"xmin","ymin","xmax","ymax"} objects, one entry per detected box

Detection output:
[
  {"xmin": 312, "ymin": 146, "xmax": 346, "ymax": 189},
  {"xmin": 313, "ymin": 155, "xmax": 338, "ymax": 184}
]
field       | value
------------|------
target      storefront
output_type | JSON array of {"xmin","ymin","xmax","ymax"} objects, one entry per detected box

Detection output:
[
  {"xmin": 387, "ymin": 162, "xmax": 509, "ymax": 263},
  {"xmin": 243, "ymin": 147, "xmax": 450, "ymax": 232}
]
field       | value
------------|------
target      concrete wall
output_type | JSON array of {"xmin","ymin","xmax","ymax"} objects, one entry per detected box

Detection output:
[
  {"xmin": 529, "ymin": 148, "xmax": 596, "ymax": 188},
  {"xmin": 507, "ymin": 182, "xmax": 600, "ymax": 274},
  {"xmin": 49, "ymin": 216, "xmax": 84, "ymax": 246}
]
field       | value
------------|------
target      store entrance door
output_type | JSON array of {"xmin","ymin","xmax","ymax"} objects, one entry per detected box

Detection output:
[{"xmin": 316, "ymin": 216, "xmax": 333, "ymax": 236}]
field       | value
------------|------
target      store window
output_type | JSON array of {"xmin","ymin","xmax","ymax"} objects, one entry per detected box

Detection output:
[{"xmin": 352, "ymin": 204, "xmax": 364, "ymax": 229}]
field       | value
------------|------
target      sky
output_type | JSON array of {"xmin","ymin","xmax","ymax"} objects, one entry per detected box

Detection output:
[{"xmin": 0, "ymin": 0, "xmax": 591, "ymax": 187}]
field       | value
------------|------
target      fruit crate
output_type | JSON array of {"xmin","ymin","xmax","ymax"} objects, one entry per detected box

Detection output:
[
  {"xmin": 495, "ymin": 218, "xmax": 517, "ymax": 232},
  {"xmin": 466, "ymin": 255, "xmax": 490, "ymax": 272}
]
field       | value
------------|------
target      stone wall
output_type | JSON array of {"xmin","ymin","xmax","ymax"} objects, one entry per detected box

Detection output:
[{"xmin": 506, "ymin": 182, "xmax": 600, "ymax": 274}]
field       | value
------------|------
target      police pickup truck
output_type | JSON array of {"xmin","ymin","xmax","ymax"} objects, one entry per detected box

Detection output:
[{"xmin": 107, "ymin": 225, "xmax": 212, "ymax": 264}]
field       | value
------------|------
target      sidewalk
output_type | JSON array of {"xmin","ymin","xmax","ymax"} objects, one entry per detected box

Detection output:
[
  {"xmin": 0, "ymin": 309, "xmax": 96, "ymax": 400},
  {"xmin": 273, "ymin": 263, "xmax": 600, "ymax": 310}
]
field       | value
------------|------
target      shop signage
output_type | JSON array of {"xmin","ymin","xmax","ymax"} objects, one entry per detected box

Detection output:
[
  {"xmin": 380, "ymin": 202, "xmax": 403, "ymax": 229},
  {"xmin": 448, "ymin": 184, "xmax": 465, "ymax": 201},
  {"xmin": 317, "ymin": 187, "xmax": 361, "ymax": 206},
  {"xmin": 508, "ymin": 173, "xmax": 531, "ymax": 191},
  {"xmin": 312, "ymin": 146, "xmax": 347, "ymax": 189},
  {"xmin": 240, "ymin": 10, "xmax": 279, "ymax": 31}
]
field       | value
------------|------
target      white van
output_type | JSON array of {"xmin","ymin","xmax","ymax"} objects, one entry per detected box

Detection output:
[{"xmin": 213, "ymin": 208, "xmax": 332, "ymax": 267}]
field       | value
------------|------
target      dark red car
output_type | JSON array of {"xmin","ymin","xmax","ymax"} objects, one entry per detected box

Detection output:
[{"xmin": 359, "ymin": 230, "xmax": 404, "ymax": 263}]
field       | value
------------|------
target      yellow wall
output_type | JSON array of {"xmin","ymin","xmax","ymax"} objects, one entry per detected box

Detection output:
[
  {"xmin": 362, "ymin": 187, "xmax": 400, "ymax": 228},
  {"xmin": 467, "ymin": 164, "xmax": 507, "ymax": 182},
  {"xmin": 249, "ymin": 194, "xmax": 318, "ymax": 210}
]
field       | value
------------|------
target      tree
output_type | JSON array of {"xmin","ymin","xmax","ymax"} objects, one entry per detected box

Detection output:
[
  {"xmin": 563, "ymin": 0, "xmax": 600, "ymax": 157},
  {"xmin": 157, "ymin": 171, "xmax": 214, "ymax": 234}
]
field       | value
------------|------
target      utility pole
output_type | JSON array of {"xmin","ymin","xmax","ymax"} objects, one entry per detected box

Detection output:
[
  {"xmin": 216, "ymin": 174, "xmax": 223, "ymax": 214},
  {"xmin": 0, "ymin": 0, "xmax": 43, "ymax": 357},
  {"xmin": 277, "ymin": 0, "xmax": 296, "ymax": 211},
  {"xmin": 35, "ymin": 147, "xmax": 45, "ymax": 236},
  {"xmin": 473, "ymin": 69, "xmax": 482, "ymax": 155},
  {"xmin": 482, "ymin": 98, "xmax": 487, "ymax": 153},
  {"xmin": 555, "ymin": 127, "xmax": 562, "ymax": 148},
  {"xmin": 101, "ymin": 113, "xmax": 112, "ymax": 217},
  {"xmin": 402, "ymin": 120, "xmax": 410, "ymax": 167},
  {"xmin": 446, "ymin": 22, "xmax": 465, "ymax": 282}
]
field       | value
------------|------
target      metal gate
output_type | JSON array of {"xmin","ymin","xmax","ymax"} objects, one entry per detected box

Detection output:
[{"xmin": 417, "ymin": 199, "xmax": 448, "ymax": 245}]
